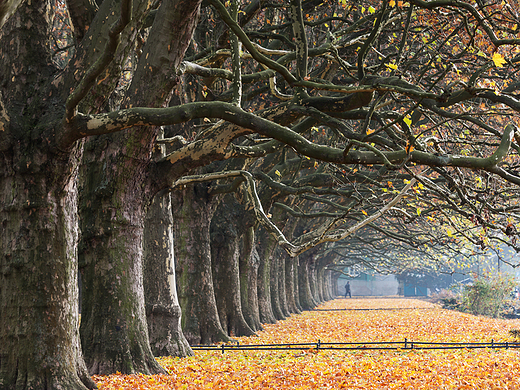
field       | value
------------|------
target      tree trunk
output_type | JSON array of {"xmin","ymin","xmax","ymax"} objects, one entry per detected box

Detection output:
[
  {"xmin": 210, "ymin": 196, "xmax": 256, "ymax": 338},
  {"xmin": 321, "ymin": 267, "xmax": 334, "ymax": 301},
  {"xmin": 298, "ymin": 253, "xmax": 318, "ymax": 310},
  {"xmin": 285, "ymin": 255, "xmax": 301, "ymax": 314},
  {"xmin": 0, "ymin": 145, "xmax": 96, "ymax": 390},
  {"xmin": 143, "ymin": 190, "xmax": 192, "ymax": 357},
  {"xmin": 278, "ymin": 251, "xmax": 291, "ymax": 318},
  {"xmin": 308, "ymin": 254, "xmax": 321, "ymax": 305},
  {"xmin": 332, "ymin": 272, "xmax": 341, "ymax": 297},
  {"xmin": 293, "ymin": 257, "xmax": 303, "ymax": 312},
  {"xmin": 78, "ymin": 0, "xmax": 203, "ymax": 373},
  {"xmin": 239, "ymin": 228, "xmax": 262, "ymax": 331},
  {"xmin": 0, "ymin": 2, "xmax": 95, "ymax": 388},
  {"xmin": 326, "ymin": 270, "xmax": 335, "ymax": 301},
  {"xmin": 256, "ymin": 226, "xmax": 277, "ymax": 324},
  {"xmin": 270, "ymin": 251, "xmax": 286, "ymax": 320},
  {"xmin": 172, "ymin": 183, "xmax": 230, "ymax": 345},
  {"xmin": 78, "ymin": 140, "xmax": 166, "ymax": 375}
]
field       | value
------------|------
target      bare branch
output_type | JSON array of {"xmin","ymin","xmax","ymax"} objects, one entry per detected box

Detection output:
[
  {"xmin": 180, "ymin": 61, "xmax": 233, "ymax": 80},
  {"xmin": 65, "ymin": 102, "xmax": 520, "ymax": 186},
  {"xmin": 208, "ymin": 0, "xmax": 297, "ymax": 85},
  {"xmin": 170, "ymin": 169, "xmax": 416, "ymax": 257},
  {"xmin": 64, "ymin": 0, "xmax": 132, "ymax": 120},
  {"xmin": 408, "ymin": 0, "xmax": 520, "ymax": 47},
  {"xmin": 229, "ymin": 0, "xmax": 242, "ymax": 107},
  {"xmin": 286, "ymin": 178, "xmax": 416, "ymax": 256}
]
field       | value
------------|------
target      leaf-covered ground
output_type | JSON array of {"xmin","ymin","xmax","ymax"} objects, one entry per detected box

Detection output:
[{"xmin": 94, "ymin": 298, "xmax": 520, "ymax": 389}]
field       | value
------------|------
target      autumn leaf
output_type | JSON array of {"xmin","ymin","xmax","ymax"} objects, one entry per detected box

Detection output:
[
  {"xmin": 492, "ymin": 52, "xmax": 507, "ymax": 67},
  {"xmin": 405, "ymin": 140, "xmax": 414, "ymax": 153},
  {"xmin": 94, "ymin": 298, "xmax": 520, "ymax": 390}
]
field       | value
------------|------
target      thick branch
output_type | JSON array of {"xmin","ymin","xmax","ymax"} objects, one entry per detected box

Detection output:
[
  {"xmin": 65, "ymin": 102, "xmax": 520, "ymax": 185},
  {"xmin": 64, "ymin": 0, "xmax": 132, "ymax": 119},
  {"xmin": 208, "ymin": 0, "xmax": 297, "ymax": 85},
  {"xmin": 66, "ymin": 0, "xmax": 98, "ymax": 41},
  {"xmin": 229, "ymin": 0, "xmax": 242, "ymax": 106},
  {"xmin": 180, "ymin": 61, "xmax": 233, "ymax": 80},
  {"xmin": 290, "ymin": 0, "xmax": 308, "ymax": 95}
]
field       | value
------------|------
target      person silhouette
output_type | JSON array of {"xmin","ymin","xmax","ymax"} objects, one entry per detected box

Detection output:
[{"xmin": 345, "ymin": 281, "xmax": 351, "ymax": 298}]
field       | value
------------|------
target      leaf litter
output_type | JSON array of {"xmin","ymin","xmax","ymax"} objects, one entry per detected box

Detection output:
[{"xmin": 94, "ymin": 298, "xmax": 520, "ymax": 389}]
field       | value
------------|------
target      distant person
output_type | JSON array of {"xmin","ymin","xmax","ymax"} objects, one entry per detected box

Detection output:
[{"xmin": 345, "ymin": 281, "xmax": 351, "ymax": 298}]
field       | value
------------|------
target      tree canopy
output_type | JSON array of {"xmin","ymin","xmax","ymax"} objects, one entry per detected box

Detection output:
[{"xmin": 3, "ymin": 0, "xmax": 520, "ymax": 388}]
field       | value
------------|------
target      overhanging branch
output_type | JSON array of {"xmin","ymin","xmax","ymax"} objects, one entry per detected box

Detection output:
[
  {"xmin": 64, "ymin": 0, "xmax": 132, "ymax": 120},
  {"xmin": 64, "ymin": 102, "xmax": 520, "ymax": 185},
  {"xmin": 169, "ymin": 170, "xmax": 416, "ymax": 257}
]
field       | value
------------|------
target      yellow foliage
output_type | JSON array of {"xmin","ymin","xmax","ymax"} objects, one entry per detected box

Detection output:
[
  {"xmin": 492, "ymin": 52, "xmax": 507, "ymax": 68},
  {"xmin": 94, "ymin": 299, "xmax": 520, "ymax": 389}
]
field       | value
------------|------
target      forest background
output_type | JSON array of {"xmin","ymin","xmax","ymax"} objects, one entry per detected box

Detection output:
[{"xmin": 3, "ymin": 0, "xmax": 520, "ymax": 388}]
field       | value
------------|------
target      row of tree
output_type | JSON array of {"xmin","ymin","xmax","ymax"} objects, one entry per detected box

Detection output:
[{"xmin": 3, "ymin": 0, "xmax": 520, "ymax": 388}]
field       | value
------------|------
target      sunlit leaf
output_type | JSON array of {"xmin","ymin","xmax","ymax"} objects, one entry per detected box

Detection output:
[{"xmin": 492, "ymin": 52, "xmax": 507, "ymax": 67}]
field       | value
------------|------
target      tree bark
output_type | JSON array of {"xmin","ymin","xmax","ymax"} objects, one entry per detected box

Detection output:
[
  {"xmin": 298, "ymin": 250, "xmax": 318, "ymax": 310},
  {"xmin": 211, "ymin": 195, "xmax": 256, "ymax": 338},
  {"xmin": 78, "ymin": 0, "xmax": 203, "ymax": 373},
  {"xmin": 0, "ymin": 145, "xmax": 96, "ymax": 390},
  {"xmin": 309, "ymin": 256, "xmax": 321, "ymax": 305},
  {"xmin": 293, "ymin": 256, "xmax": 303, "ymax": 312},
  {"xmin": 285, "ymin": 255, "xmax": 301, "ymax": 314},
  {"xmin": 239, "ymin": 228, "xmax": 262, "ymax": 331},
  {"xmin": 172, "ymin": 183, "xmax": 230, "ymax": 345},
  {"xmin": 256, "ymin": 226, "xmax": 277, "ymax": 324},
  {"xmin": 269, "ymin": 250, "xmax": 286, "ymax": 320},
  {"xmin": 0, "ymin": 2, "xmax": 95, "ymax": 388},
  {"xmin": 324, "ymin": 269, "xmax": 334, "ymax": 300},
  {"xmin": 143, "ymin": 190, "xmax": 192, "ymax": 357},
  {"xmin": 78, "ymin": 138, "xmax": 165, "ymax": 375}
]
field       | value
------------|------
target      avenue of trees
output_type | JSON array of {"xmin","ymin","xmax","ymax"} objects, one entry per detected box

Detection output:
[{"xmin": 2, "ymin": 0, "xmax": 520, "ymax": 388}]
